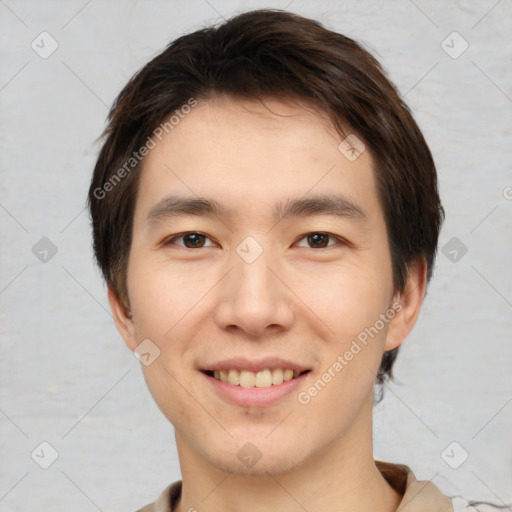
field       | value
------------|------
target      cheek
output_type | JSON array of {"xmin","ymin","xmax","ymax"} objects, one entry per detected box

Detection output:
[
  {"xmin": 126, "ymin": 255, "xmax": 199, "ymax": 338},
  {"xmin": 126, "ymin": 256, "xmax": 210, "ymax": 397},
  {"xmin": 139, "ymin": 360, "xmax": 192, "ymax": 430},
  {"xmin": 299, "ymin": 263, "xmax": 392, "ymax": 339},
  {"xmin": 296, "ymin": 260, "xmax": 393, "ymax": 391}
]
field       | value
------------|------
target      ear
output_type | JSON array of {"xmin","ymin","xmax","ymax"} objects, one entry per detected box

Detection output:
[
  {"xmin": 384, "ymin": 258, "xmax": 428, "ymax": 351},
  {"xmin": 108, "ymin": 285, "xmax": 138, "ymax": 352}
]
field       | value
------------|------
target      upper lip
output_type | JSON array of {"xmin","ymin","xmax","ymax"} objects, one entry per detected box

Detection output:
[{"xmin": 201, "ymin": 357, "xmax": 311, "ymax": 373}]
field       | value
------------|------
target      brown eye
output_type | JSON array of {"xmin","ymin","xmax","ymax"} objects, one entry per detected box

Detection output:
[
  {"xmin": 165, "ymin": 232, "xmax": 214, "ymax": 248},
  {"xmin": 296, "ymin": 232, "xmax": 340, "ymax": 249},
  {"xmin": 182, "ymin": 233, "xmax": 205, "ymax": 248},
  {"xmin": 307, "ymin": 233, "xmax": 330, "ymax": 248}
]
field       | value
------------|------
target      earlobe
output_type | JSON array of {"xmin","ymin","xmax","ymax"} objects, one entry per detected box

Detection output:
[
  {"xmin": 384, "ymin": 258, "xmax": 428, "ymax": 351},
  {"xmin": 108, "ymin": 285, "xmax": 138, "ymax": 351}
]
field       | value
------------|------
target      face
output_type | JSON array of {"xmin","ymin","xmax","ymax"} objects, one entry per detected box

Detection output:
[{"xmin": 110, "ymin": 96, "xmax": 422, "ymax": 477}]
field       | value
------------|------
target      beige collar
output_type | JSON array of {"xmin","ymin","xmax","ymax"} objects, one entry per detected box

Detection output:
[{"xmin": 138, "ymin": 460, "xmax": 453, "ymax": 512}]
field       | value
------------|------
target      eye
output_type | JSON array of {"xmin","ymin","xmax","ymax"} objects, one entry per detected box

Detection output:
[
  {"xmin": 295, "ymin": 232, "xmax": 344, "ymax": 249},
  {"xmin": 163, "ymin": 231, "xmax": 346, "ymax": 250},
  {"xmin": 164, "ymin": 232, "xmax": 216, "ymax": 249}
]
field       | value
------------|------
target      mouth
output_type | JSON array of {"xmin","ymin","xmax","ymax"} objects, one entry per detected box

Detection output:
[
  {"xmin": 201, "ymin": 368, "xmax": 311, "ymax": 388},
  {"xmin": 201, "ymin": 366, "xmax": 312, "ymax": 407}
]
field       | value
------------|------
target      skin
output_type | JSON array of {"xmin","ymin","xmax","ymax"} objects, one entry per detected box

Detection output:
[{"xmin": 109, "ymin": 95, "xmax": 427, "ymax": 512}]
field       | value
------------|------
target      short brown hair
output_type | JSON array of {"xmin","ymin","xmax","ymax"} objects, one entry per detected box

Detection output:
[{"xmin": 88, "ymin": 9, "xmax": 444, "ymax": 388}]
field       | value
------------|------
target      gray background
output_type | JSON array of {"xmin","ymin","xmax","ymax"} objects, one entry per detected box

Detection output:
[{"xmin": 1, "ymin": 0, "xmax": 511, "ymax": 510}]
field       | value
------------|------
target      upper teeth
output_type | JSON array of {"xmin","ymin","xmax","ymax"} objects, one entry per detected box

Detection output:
[{"xmin": 213, "ymin": 368, "xmax": 302, "ymax": 388}]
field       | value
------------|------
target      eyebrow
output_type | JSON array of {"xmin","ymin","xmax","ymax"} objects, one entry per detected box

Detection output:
[{"xmin": 146, "ymin": 193, "xmax": 367, "ymax": 226}]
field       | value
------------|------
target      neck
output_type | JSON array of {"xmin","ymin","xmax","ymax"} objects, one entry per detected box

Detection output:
[{"xmin": 174, "ymin": 396, "xmax": 401, "ymax": 512}]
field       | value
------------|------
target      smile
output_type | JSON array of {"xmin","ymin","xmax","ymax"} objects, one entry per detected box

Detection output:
[{"xmin": 205, "ymin": 368, "xmax": 310, "ymax": 388}]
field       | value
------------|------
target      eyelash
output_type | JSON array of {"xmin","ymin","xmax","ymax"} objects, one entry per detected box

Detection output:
[{"xmin": 163, "ymin": 231, "xmax": 348, "ymax": 250}]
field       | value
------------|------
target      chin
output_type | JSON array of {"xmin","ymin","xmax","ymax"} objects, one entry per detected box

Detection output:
[
  {"xmin": 202, "ymin": 433, "xmax": 311, "ymax": 478},
  {"xmin": 211, "ymin": 451, "xmax": 306, "ymax": 478}
]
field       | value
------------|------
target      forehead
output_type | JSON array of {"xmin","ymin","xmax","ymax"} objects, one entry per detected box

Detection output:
[
  {"xmin": 164, "ymin": 95, "xmax": 344, "ymax": 157},
  {"xmin": 134, "ymin": 95, "xmax": 381, "ymax": 225}
]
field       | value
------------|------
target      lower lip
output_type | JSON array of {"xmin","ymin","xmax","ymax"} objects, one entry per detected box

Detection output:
[{"xmin": 202, "ymin": 371, "xmax": 310, "ymax": 407}]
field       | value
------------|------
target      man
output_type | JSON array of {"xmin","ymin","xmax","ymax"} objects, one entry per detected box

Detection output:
[{"xmin": 88, "ymin": 9, "xmax": 492, "ymax": 512}]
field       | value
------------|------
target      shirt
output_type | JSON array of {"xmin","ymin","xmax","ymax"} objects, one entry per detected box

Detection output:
[{"xmin": 136, "ymin": 460, "xmax": 493, "ymax": 512}]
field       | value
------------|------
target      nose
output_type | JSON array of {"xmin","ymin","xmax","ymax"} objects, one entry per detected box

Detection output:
[{"xmin": 213, "ymin": 246, "xmax": 295, "ymax": 338}]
